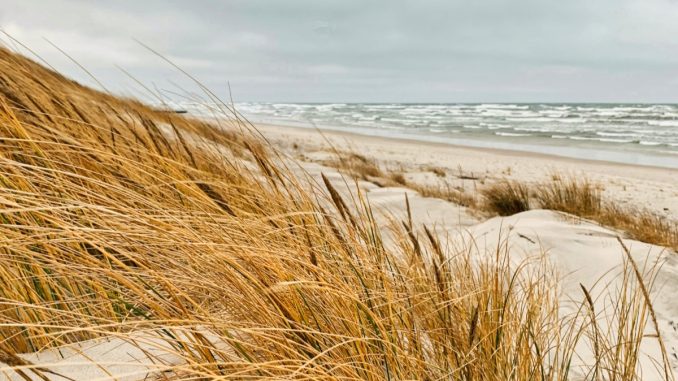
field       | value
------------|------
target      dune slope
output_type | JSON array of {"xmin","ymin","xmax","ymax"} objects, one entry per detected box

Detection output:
[{"xmin": 0, "ymin": 47, "xmax": 674, "ymax": 380}]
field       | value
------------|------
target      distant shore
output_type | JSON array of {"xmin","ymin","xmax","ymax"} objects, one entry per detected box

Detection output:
[
  {"xmin": 246, "ymin": 119, "xmax": 678, "ymax": 169},
  {"xmin": 234, "ymin": 102, "xmax": 678, "ymax": 169},
  {"xmin": 255, "ymin": 122, "xmax": 678, "ymax": 221}
]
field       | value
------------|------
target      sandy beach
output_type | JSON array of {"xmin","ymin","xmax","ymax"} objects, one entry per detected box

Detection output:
[
  {"xmin": 256, "ymin": 122, "xmax": 678, "ymax": 222},
  {"xmin": 253, "ymin": 121, "xmax": 678, "ymax": 380}
]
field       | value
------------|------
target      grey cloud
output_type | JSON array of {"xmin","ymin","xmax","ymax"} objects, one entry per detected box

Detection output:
[{"xmin": 2, "ymin": 0, "xmax": 678, "ymax": 102}]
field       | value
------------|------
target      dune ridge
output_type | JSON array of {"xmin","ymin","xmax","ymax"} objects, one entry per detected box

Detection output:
[{"xmin": 0, "ymin": 46, "xmax": 675, "ymax": 380}]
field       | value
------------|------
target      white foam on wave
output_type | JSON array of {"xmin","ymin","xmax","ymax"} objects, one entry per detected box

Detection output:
[
  {"xmin": 480, "ymin": 122, "xmax": 511, "ymax": 129},
  {"xmin": 593, "ymin": 111, "xmax": 628, "ymax": 117},
  {"xmin": 479, "ymin": 110, "xmax": 521, "ymax": 117},
  {"xmin": 538, "ymin": 111, "xmax": 569, "ymax": 118},
  {"xmin": 648, "ymin": 120, "xmax": 678, "ymax": 127},
  {"xmin": 477, "ymin": 104, "xmax": 529, "ymax": 110},
  {"xmin": 452, "ymin": 116, "xmax": 482, "ymax": 121},
  {"xmin": 272, "ymin": 103, "xmax": 309, "ymax": 109},
  {"xmin": 566, "ymin": 136, "xmax": 595, "ymax": 141},
  {"xmin": 558, "ymin": 118, "xmax": 588, "ymax": 124},
  {"xmin": 599, "ymin": 138, "xmax": 635, "ymax": 143},
  {"xmin": 610, "ymin": 106, "xmax": 653, "ymax": 112},
  {"xmin": 568, "ymin": 136, "xmax": 635, "ymax": 143},
  {"xmin": 380, "ymin": 117, "xmax": 412, "ymax": 124},
  {"xmin": 495, "ymin": 132, "xmax": 531, "ymax": 137},
  {"xmin": 596, "ymin": 131, "xmax": 641, "ymax": 137},
  {"xmin": 400, "ymin": 108, "xmax": 437, "ymax": 116},
  {"xmin": 515, "ymin": 127, "xmax": 553, "ymax": 132},
  {"xmin": 363, "ymin": 104, "xmax": 403, "ymax": 110},
  {"xmin": 232, "ymin": 102, "xmax": 678, "ymax": 155},
  {"xmin": 506, "ymin": 117, "xmax": 555, "ymax": 122}
]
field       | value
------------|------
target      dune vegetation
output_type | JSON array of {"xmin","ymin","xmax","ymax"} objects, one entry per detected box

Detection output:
[
  {"xmin": 480, "ymin": 175, "xmax": 678, "ymax": 251},
  {"xmin": 0, "ymin": 46, "xmax": 672, "ymax": 380}
]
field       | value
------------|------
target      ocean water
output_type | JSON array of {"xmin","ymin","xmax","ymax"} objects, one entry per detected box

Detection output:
[{"xmin": 191, "ymin": 102, "xmax": 678, "ymax": 168}]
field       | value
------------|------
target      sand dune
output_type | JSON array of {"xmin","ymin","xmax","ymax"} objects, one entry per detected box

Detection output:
[
  {"xmin": 1, "ymin": 46, "xmax": 677, "ymax": 380},
  {"xmin": 7, "ymin": 149, "xmax": 677, "ymax": 380}
]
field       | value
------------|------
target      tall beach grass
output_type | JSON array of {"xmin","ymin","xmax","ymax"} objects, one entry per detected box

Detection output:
[{"xmin": 0, "ymin": 46, "xmax": 671, "ymax": 380}]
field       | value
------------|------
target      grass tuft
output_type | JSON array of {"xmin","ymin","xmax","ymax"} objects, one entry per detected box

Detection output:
[
  {"xmin": 324, "ymin": 152, "xmax": 383, "ymax": 180},
  {"xmin": 481, "ymin": 180, "xmax": 531, "ymax": 216},
  {"xmin": 481, "ymin": 175, "xmax": 677, "ymax": 251},
  {"xmin": 411, "ymin": 182, "xmax": 477, "ymax": 208},
  {"xmin": 536, "ymin": 175, "xmax": 602, "ymax": 217}
]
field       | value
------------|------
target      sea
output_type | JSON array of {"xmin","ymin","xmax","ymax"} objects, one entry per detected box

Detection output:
[{"xmin": 183, "ymin": 102, "xmax": 678, "ymax": 169}]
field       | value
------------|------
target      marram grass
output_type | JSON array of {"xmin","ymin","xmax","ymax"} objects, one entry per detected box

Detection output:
[{"xmin": 0, "ymin": 46, "xmax": 670, "ymax": 380}]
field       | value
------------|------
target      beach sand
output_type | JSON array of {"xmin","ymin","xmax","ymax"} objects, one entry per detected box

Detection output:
[
  {"xmin": 254, "ymin": 122, "xmax": 678, "ymax": 380},
  {"xmin": 5, "ymin": 120, "xmax": 678, "ymax": 380},
  {"xmin": 256, "ymin": 123, "xmax": 678, "ymax": 222}
]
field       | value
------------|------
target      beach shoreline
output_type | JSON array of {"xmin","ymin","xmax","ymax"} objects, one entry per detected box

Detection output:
[
  {"xmin": 253, "ymin": 121, "xmax": 678, "ymax": 173},
  {"xmin": 234, "ymin": 102, "xmax": 678, "ymax": 169},
  {"xmin": 254, "ymin": 122, "xmax": 678, "ymax": 221}
]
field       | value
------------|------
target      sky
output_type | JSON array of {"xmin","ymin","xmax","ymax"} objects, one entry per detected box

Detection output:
[{"xmin": 2, "ymin": 0, "xmax": 678, "ymax": 103}]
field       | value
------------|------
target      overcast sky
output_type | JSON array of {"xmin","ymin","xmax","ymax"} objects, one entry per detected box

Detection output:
[{"xmin": 2, "ymin": 0, "xmax": 678, "ymax": 103}]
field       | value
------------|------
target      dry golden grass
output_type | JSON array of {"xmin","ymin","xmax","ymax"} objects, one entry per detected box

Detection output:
[
  {"xmin": 481, "ymin": 180, "xmax": 531, "ymax": 216},
  {"xmin": 410, "ymin": 181, "xmax": 477, "ymax": 208},
  {"xmin": 388, "ymin": 171, "xmax": 407, "ymax": 185},
  {"xmin": 328, "ymin": 153, "xmax": 675, "ymax": 252},
  {"xmin": 325, "ymin": 156, "xmax": 478, "ymax": 208},
  {"xmin": 0, "ymin": 46, "xmax": 671, "ymax": 380},
  {"xmin": 600, "ymin": 204, "xmax": 678, "ymax": 251},
  {"xmin": 323, "ymin": 151, "xmax": 384, "ymax": 180},
  {"xmin": 480, "ymin": 175, "xmax": 677, "ymax": 251},
  {"xmin": 424, "ymin": 165, "xmax": 447, "ymax": 177},
  {"xmin": 536, "ymin": 175, "xmax": 602, "ymax": 217},
  {"xmin": 538, "ymin": 176, "xmax": 677, "ymax": 250}
]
